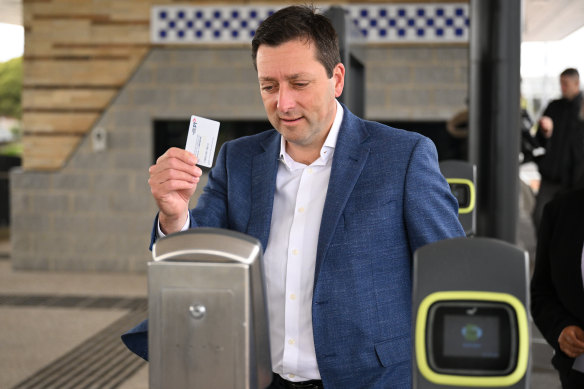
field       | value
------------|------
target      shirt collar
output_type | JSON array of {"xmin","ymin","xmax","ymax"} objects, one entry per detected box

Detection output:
[{"xmin": 279, "ymin": 100, "xmax": 344, "ymax": 168}]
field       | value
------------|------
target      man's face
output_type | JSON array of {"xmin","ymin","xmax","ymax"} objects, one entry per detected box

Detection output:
[
  {"xmin": 560, "ymin": 75, "xmax": 580, "ymax": 100},
  {"xmin": 256, "ymin": 39, "xmax": 344, "ymax": 151}
]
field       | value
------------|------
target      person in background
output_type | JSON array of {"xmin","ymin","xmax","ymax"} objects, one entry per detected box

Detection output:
[
  {"xmin": 533, "ymin": 68, "xmax": 583, "ymax": 230},
  {"xmin": 531, "ymin": 187, "xmax": 584, "ymax": 388},
  {"xmin": 123, "ymin": 5, "xmax": 464, "ymax": 388}
]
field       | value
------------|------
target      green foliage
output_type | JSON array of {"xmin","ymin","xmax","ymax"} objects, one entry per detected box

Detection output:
[
  {"xmin": 10, "ymin": 120, "xmax": 21, "ymax": 140},
  {"xmin": 0, "ymin": 57, "xmax": 22, "ymax": 118},
  {"xmin": 0, "ymin": 142, "xmax": 23, "ymax": 157}
]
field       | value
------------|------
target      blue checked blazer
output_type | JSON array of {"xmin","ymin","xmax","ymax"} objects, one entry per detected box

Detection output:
[{"xmin": 123, "ymin": 105, "xmax": 465, "ymax": 388}]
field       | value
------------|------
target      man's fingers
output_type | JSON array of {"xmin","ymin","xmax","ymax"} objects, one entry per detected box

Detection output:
[
  {"xmin": 151, "ymin": 167, "xmax": 199, "ymax": 184},
  {"xmin": 149, "ymin": 174, "xmax": 199, "ymax": 196},
  {"xmin": 156, "ymin": 147, "xmax": 197, "ymax": 165},
  {"xmin": 151, "ymin": 156, "xmax": 202, "ymax": 177},
  {"xmin": 150, "ymin": 180, "xmax": 197, "ymax": 208},
  {"xmin": 158, "ymin": 179, "xmax": 197, "ymax": 193},
  {"xmin": 560, "ymin": 339, "xmax": 577, "ymax": 358},
  {"xmin": 559, "ymin": 326, "xmax": 584, "ymax": 358},
  {"xmin": 165, "ymin": 158, "xmax": 202, "ymax": 176},
  {"xmin": 565, "ymin": 344, "xmax": 584, "ymax": 358},
  {"xmin": 572, "ymin": 338, "xmax": 584, "ymax": 352}
]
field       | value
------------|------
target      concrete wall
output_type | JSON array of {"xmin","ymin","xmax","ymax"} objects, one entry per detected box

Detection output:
[
  {"xmin": 11, "ymin": 44, "xmax": 468, "ymax": 272},
  {"xmin": 365, "ymin": 45, "xmax": 468, "ymax": 120}
]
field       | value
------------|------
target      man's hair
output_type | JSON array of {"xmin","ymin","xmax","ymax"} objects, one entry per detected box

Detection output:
[
  {"xmin": 560, "ymin": 68, "xmax": 579, "ymax": 79},
  {"xmin": 251, "ymin": 5, "xmax": 341, "ymax": 78}
]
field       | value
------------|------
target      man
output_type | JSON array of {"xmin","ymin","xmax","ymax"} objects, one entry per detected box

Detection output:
[
  {"xmin": 531, "ymin": 187, "xmax": 584, "ymax": 388},
  {"xmin": 124, "ymin": 6, "xmax": 464, "ymax": 388},
  {"xmin": 533, "ymin": 68, "xmax": 583, "ymax": 230}
]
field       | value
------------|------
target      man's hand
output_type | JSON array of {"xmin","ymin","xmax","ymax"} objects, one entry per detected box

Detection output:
[
  {"xmin": 539, "ymin": 116, "xmax": 554, "ymax": 138},
  {"xmin": 148, "ymin": 147, "xmax": 202, "ymax": 234},
  {"xmin": 558, "ymin": 325, "xmax": 584, "ymax": 358}
]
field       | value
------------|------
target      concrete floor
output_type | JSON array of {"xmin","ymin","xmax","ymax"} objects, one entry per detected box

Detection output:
[
  {"xmin": 0, "ymin": 237, "xmax": 149, "ymax": 389},
  {"xmin": 0, "ymin": 179, "xmax": 567, "ymax": 389}
]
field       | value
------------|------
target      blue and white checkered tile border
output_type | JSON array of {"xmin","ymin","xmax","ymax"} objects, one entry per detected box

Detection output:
[
  {"xmin": 348, "ymin": 3, "xmax": 469, "ymax": 42},
  {"xmin": 151, "ymin": 3, "xmax": 469, "ymax": 44}
]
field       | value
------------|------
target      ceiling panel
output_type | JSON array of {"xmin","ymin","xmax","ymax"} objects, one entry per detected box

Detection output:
[
  {"xmin": 523, "ymin": 0, "xmax": 584, "ymax": 41},
  {"xmin": 0, "ymin": 0, "xmax": 22, "ymax": 26}
]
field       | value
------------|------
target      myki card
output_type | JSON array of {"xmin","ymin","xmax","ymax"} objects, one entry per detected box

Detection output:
[{"xmin": 185, "ymin": 115, "xmax": 220, "ymax": 167}]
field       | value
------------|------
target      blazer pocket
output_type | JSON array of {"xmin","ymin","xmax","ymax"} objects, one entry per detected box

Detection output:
[{"xmin": 374, "ymin": 335, "xmax": 410, "ymax": 367}]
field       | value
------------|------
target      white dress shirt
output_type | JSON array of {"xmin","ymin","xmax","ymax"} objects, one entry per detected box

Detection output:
[
  {"xmin": 158, "ymin": 101, "xmax": 344, "ymax": 382},
  {"xmin": 264, "ymin": 101, "xmax": 343, "ymax": 381}
]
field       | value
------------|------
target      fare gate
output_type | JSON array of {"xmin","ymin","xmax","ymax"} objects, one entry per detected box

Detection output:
[
  {"xmin": 413, "ymin": 237, "xmax": 530, "ymax": 388},
  {"xmin": 148, "ymin": 228, "xmax": 272, "ymax": 389}
]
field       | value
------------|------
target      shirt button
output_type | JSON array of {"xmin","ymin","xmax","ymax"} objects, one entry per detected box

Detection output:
[
  {"xmin": 288, "ymin": 339, "xmax": 295, "ymax": 345},
  {"xmin": 298, "ymin": 207, "xmax": 305, "ymax": 213},
  {"xmin": 289, "ymin": 374, "xmax": 296, "ymax": 379},
  {"xmin": 290, "ymin": 293, "xmax": 296, "ymax": 300},
  {"xmin": 308, "ymin": 168, "xmax": 313, "ymax": 174},
  {"xmin": 292, "ymin": 249, "xmax": 299, "ymax": 255}
]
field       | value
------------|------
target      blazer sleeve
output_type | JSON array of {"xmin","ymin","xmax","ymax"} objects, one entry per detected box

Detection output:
[
  {"xmin": 403, "ymin": 136, "xmax": 465, "ymax": 253},
  {"xmin": 121, "ymin": 319, "xmax": 149, "ymax": 361},
  {"xmin": 148, "ymin": 142, "xmax": 231, "ymax": 250},
  {"xmin": 531, "ymin": 199, "xmax": 582, "ymax": 351}
]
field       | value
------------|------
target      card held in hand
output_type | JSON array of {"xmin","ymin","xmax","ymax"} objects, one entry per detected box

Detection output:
[{"xmin": 185, "ymin": 115, "xmax": 220, "ymax": 168}]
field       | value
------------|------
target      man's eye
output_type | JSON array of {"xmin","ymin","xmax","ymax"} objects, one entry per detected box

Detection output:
[
  {"xmin": 261, "ymin": 85, "xmax": 275, "ymax": 92},
  {"xmin": 294, "ymin": 82, "xmax": 309, "ymax": 88}
]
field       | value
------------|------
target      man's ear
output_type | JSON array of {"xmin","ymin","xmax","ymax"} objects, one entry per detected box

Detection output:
[{"xmin": 333, "ymin": 63, "xmax": 345, "ymax": 98}]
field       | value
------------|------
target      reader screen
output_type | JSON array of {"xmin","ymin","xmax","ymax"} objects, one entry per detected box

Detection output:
[
  {"xmin": 428, "ymin": 301, "xmax": 517, "ymax": 375},
  {"xmin": 448, "ymin": 183, "xmax": 470, "ymax": 208},
  {"xmin": 443, "ymin": 314, "xmax": 500, "ymax": 358}
]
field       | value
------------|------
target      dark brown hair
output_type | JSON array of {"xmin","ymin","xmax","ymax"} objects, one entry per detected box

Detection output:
[
  {"xmin": 561, "ymin": 68, "xmax": 579, "ymax": 79},
  {"xmin": 251, "ymin": 5, "xmax": 341, "ymax": 78}
]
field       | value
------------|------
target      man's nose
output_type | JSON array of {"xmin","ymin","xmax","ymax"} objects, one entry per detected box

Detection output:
[{"xmin": 277, "ymin": 86, "xmax": 295, "ymax": 112}]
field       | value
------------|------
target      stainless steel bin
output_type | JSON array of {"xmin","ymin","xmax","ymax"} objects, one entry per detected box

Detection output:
[{"xmin": 149, "ymin": 228, "xmax": 272, "ymax": 389}]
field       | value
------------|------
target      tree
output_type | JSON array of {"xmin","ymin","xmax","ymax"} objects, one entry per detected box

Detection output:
[{"xmin": 0, "ymin": 57, "xmax": 22, "ymax": 119}]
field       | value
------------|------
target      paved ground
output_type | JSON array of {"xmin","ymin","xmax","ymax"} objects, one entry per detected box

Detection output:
[
  {"xmin": 0, "ymin": 235, "xmax": 149, "ymax": 389},
  {"xmin": 0, "ymin": 179, "xmax": 566, "ymax": 388}
]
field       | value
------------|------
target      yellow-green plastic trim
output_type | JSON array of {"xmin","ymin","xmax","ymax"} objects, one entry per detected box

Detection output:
[
  {"xmin": 415, "ymin": 291, "xmax": 529, "ymax": 387},
  {"xmin": 446, "ymin": 178, "xmax": 476, "ymax": 214}
]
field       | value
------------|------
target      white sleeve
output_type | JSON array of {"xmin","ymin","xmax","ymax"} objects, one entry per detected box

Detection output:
[{"xmin": 156, "ymin": 212, "xmax": 190, "ymax": 238}]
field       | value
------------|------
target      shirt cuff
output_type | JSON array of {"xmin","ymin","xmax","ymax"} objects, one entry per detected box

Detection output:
[{"xmin": 157, "ymin": 212, "xmax": 190, "ymax": 238}]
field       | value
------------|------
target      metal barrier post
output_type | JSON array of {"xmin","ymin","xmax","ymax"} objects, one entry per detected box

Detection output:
[{"xmin": 149, "ymin": 228, "xmax": 272, "ymax": 389}]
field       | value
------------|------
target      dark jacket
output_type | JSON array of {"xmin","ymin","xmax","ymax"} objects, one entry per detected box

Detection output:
[
  {"xmin": 531, "ymin": 188, "xmax": 584, "ymax": 374},
  {"xmin": 536, "ymin": 92, "xmax": 584, "ymax": 189}
]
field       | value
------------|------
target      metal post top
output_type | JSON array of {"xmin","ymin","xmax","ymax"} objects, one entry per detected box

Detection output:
[
  {"xmin": 415, "ymin": 236, "xmax": 525, "ymax": 259},
  {"xmin": 152, "ymin": 227, "xmax": 262, "ymax": 265},
  {"xmin": 413, "ymin": 236, "xmax": 529, "ymax": 303}
]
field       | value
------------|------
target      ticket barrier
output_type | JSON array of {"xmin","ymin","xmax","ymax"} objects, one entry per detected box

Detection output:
[
  {"xmin": 439, "ymin": 160, "xmax": 477, "ymax": 237},
  {"xmin": 413, "ymin": 238, "xmax": 530, "ymax": 388},
  {"xmin": 148, "ymin": 228, "xmax": 272, "ymax": 389}
]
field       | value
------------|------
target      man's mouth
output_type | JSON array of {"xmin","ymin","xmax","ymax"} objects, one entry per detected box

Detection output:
[{"xmin": 280, "ymin": 116, "xmax": 303, "ymax": 124}]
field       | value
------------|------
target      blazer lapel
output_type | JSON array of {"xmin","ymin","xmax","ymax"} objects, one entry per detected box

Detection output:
[
  {"xmin": 247, "ymin": 132, "xmax": 280, "ymax": 251},
  {"xmin": 314, "ymin": 107, "xmax": 371, "ymax": 285}
]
